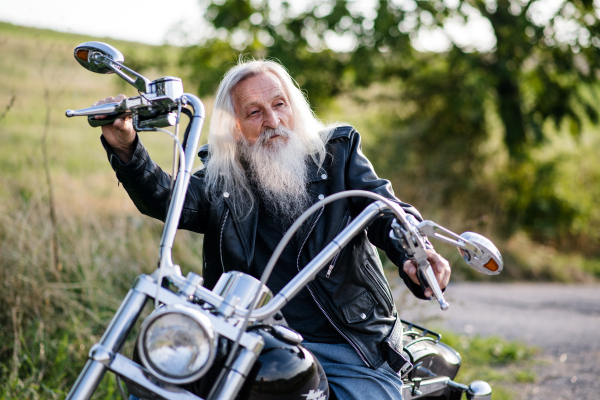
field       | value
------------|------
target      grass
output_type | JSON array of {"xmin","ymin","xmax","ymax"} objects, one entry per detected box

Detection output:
[
  {"xmin": 439, "ymin": 330, "xmax": 538, "ymax": 400},
  {"xmin": 0, "ymin": 187, "xmax": 204, "ymax": 399},
  {"xmin": 0, "ymin": 22, "xmax": 205, "ymax": 398},
  {"xmin": 390, "ymin": 280, "xmax": 539, "ymax": 399}
]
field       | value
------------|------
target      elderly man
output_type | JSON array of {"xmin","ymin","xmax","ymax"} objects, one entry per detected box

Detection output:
[{"xmin": 95, "ymin": 60, "xmax": 450, "ymax": 400}]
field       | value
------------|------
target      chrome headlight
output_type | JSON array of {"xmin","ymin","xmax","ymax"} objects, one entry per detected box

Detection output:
[{"xmin": 138, "ymin": 305, "xmax": 216, "ymax": 384}]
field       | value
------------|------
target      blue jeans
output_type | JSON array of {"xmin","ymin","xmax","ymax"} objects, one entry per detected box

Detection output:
[{"xmin": 303, "ymin": 341, "xmax": 404, "ymax": 400}]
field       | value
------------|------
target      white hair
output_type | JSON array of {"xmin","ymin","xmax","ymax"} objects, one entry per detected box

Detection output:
[{"xmin": 204, "ymin": 59, "xmax": 336, "ymax": 219}]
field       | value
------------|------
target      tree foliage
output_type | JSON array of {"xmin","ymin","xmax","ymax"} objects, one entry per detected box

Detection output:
[
  {"xmin": 185, "ymin": 0, "xmax": 600, "ymax": 156},
  {"xmin": 182, "ymin": 0, "xmax": 600, "ymax": 245}
]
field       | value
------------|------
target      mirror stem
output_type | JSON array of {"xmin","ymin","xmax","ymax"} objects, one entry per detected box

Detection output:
[{"xmin": 94, "ymin": 53, "xmax": 151, "ymax": 92}]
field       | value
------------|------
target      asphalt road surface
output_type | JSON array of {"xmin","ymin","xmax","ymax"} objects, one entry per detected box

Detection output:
[{"xmin": 391, "ymin": 281, "xmax": 600, "ymax": 400}]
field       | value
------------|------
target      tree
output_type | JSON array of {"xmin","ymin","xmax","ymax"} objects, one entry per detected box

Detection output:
[
  {"xmin": 435, "ymin": 0, "xmax": 600, "ymax": 157},
  {"xmin": 183, "ymin": 0, "xmax": 600, "ymax": 243},
  {"xmin": 185, "ymin": 0, "xmax": 599, "ymax": 158}
]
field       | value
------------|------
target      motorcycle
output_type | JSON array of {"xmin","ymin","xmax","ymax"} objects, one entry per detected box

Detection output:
[{"xmin": 64, "ymin": 41, "xmax": 504, "ymax": 400}]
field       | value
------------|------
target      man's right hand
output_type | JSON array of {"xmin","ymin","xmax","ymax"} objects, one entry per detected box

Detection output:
[
  {"xmin": 93, "ymin": 94, "xmax": 136, "ymax": 164},
  {"xmin": 403, "ymin": 249, "xmax": 451, "ymax": 298}
]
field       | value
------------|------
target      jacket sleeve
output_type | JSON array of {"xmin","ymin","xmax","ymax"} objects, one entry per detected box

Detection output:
[
  {"xmin": 100, "ymin": 135, "xmax": 210, "ymax": 234},
  {"xmin": 342, "ymin": 128, "xmax": 429, "ymax": 300}
]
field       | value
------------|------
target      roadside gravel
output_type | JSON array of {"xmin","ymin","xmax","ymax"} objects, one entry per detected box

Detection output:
[{"xmin": 391, "ymin": 281, "xmax": 600, "ymax": 400}]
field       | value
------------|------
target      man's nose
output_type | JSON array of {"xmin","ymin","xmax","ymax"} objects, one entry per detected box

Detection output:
[{"xmin": 263, "ymin": 108, "xmax": 279, "ymax": 129}]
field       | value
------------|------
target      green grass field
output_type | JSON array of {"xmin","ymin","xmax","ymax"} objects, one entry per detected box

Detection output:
[
  {"xmin": 0, "ymin": 21, "xmax": 590, "ymax": 398},
  {"xmin": 0, "ymin": 22, "xmax": 207, "ymax": 398}
]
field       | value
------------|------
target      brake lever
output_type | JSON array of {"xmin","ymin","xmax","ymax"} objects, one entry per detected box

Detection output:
[
  {"xmin": 390, "ymin": 219, "xmax": 450, "ymax": 310},
  {"xmin": 415, "ymin": 258, "xmax": 449, "ymax": 310}
]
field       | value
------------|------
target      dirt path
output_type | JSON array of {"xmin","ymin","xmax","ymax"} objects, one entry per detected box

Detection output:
[{"xmin": 390, "ymin": 281, "xmax": 600, "ymax": 399}]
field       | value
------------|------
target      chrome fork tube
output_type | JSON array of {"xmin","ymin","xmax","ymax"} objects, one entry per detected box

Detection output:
[
  {"xmin": 158, "ymin": 94, "xmax": 205, "ymax": 272},
  {"xmin": 212, "ymin": 348, "xmax": 262, "ymax": 400},
  {"xmin": 65, "ymin": 361, "xmax": 107, "ymax": 400},
  {"xmin": 66, "ymin": 276, "xmax": 151, "ymax": 400}
]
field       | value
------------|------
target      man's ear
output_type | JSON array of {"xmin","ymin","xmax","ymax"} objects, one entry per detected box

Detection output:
[{"xmin": 231, "ymin": 123, "xmax": 243, "ymax": 142}]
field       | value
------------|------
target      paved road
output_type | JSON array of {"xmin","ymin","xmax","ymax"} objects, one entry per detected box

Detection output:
[{"xmin": 391, "ymin": 281, "xmax": 600, "ymax": 399}]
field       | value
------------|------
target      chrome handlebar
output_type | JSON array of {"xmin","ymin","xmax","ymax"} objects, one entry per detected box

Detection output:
[
  {"xmin": 65, "ymin": 41, "xmax": 206, "ymax": 301},
  {"xmin": 166, "ymin": 193, "xmax": 498, "ymax": 316},
  {"xmin": 66, "ymin": 42, "xmax": 184, "ymax": 130}
]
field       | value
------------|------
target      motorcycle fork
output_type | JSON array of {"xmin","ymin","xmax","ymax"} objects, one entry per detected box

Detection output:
[{"xmin": 66, "ymin": 275, "xmax": 151, "ymax": 400}]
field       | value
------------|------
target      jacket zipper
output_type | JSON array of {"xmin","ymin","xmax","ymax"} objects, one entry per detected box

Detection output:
[
  {"xmin": 219, "ymin": 208, "xmax": 230, "ymax": 273},
  {"xmin": 363, "ymin": 259, "xmax": 394, "ymax": 312},
  {"xmin": 296, "ymin": 207, "xmax": 370, "ymax": 367},
  {"xmin": 325, "ymin": 214, "xmax": 352, "ymax": 278}
]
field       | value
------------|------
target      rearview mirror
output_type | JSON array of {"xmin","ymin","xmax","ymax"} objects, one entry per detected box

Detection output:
[
  {"xmin": 73, "ymin": 41, "xmax": 124, "ymax": 74},
  {"xmin": 73, "ymin": 41, "xmax": 150, "ymax": 92},
  {"xmin": 458, "ymin": 232, "xmax": 503, "ymax": 275}
]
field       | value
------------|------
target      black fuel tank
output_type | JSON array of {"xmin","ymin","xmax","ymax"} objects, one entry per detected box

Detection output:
[
  {"xmin": 133, "ymin": 325, "xmax": 328, "ymax": 400},
  {"xmin": 237, "ymin": 326, "xmax": 329, "ymax": 400}
]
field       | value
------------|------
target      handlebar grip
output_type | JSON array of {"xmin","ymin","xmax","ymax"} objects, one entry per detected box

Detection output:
[{"xmin": 87, "ymin": 113, "xmax": 129, "ymax": 128}]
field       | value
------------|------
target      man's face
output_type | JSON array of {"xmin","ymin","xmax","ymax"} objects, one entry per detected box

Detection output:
[{"xmin": 232, "ymin": 72, "xmax": 294, "ymax": 144}]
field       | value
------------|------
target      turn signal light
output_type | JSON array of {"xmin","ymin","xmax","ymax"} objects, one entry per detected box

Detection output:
[
  {"xmin": 484, "ymin": 258, "xmax": 499, "ymax": 272},
  {"xmin": 75, "ymin": 49, "xmax": 89, "ymax": 62}
]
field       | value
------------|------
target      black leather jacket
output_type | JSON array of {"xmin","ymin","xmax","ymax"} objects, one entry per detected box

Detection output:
[{"xmin": 102, "ymin": 125, "xmax": 428, "ymax": 371}]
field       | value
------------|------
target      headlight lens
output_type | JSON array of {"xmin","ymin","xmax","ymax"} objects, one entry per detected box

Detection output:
[{"xmin": 138, "ymin": 306, "xmax": 216, "ymax": 384}]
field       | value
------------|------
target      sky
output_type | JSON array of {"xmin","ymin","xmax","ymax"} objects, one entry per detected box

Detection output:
[
  {"xmin": 0, "ymin": 0, "xmax": 571, "ymax": 52},
  {"xmin": 0, "ymin": 0, "xmax": 496, "ymax": 51},
  {"xmin": 0, "ymin": 0, "xmax": 206, "ymax": 45}
]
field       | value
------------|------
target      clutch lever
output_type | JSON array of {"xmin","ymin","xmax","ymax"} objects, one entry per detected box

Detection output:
[
  {"xmin": 65, "ymin": 96, "xmax": 146, "ymax": 125},
  {"xmin": 66, "ymin": 100, "xmax": 126, "ymax": 118},
  {"xmin": 66, "ymin": 99, "xmax": 129, "ymax": 127}
]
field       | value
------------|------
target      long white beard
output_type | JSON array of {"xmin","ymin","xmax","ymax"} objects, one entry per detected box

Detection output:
[{"xmin": 238, "ymin": 125, "xmax": 310, "ymax": 225}]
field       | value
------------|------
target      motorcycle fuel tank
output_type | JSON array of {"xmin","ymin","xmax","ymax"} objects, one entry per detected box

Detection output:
[
  {"xmin": 129, "ymin": 325, "xmax": 329, "ymax": 400},
  {"xmin": 238, "ymin": 326, "xmax": 329, "ymax": 400}
]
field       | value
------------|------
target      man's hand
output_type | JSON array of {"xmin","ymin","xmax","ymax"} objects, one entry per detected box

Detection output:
[
  {"xmin": 93, "ymin": 94, "xmax": 136, "ymax": 163},
  {"xmin": 403, "ymin": 249, "xmax": 451, "ymax": 298}
]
